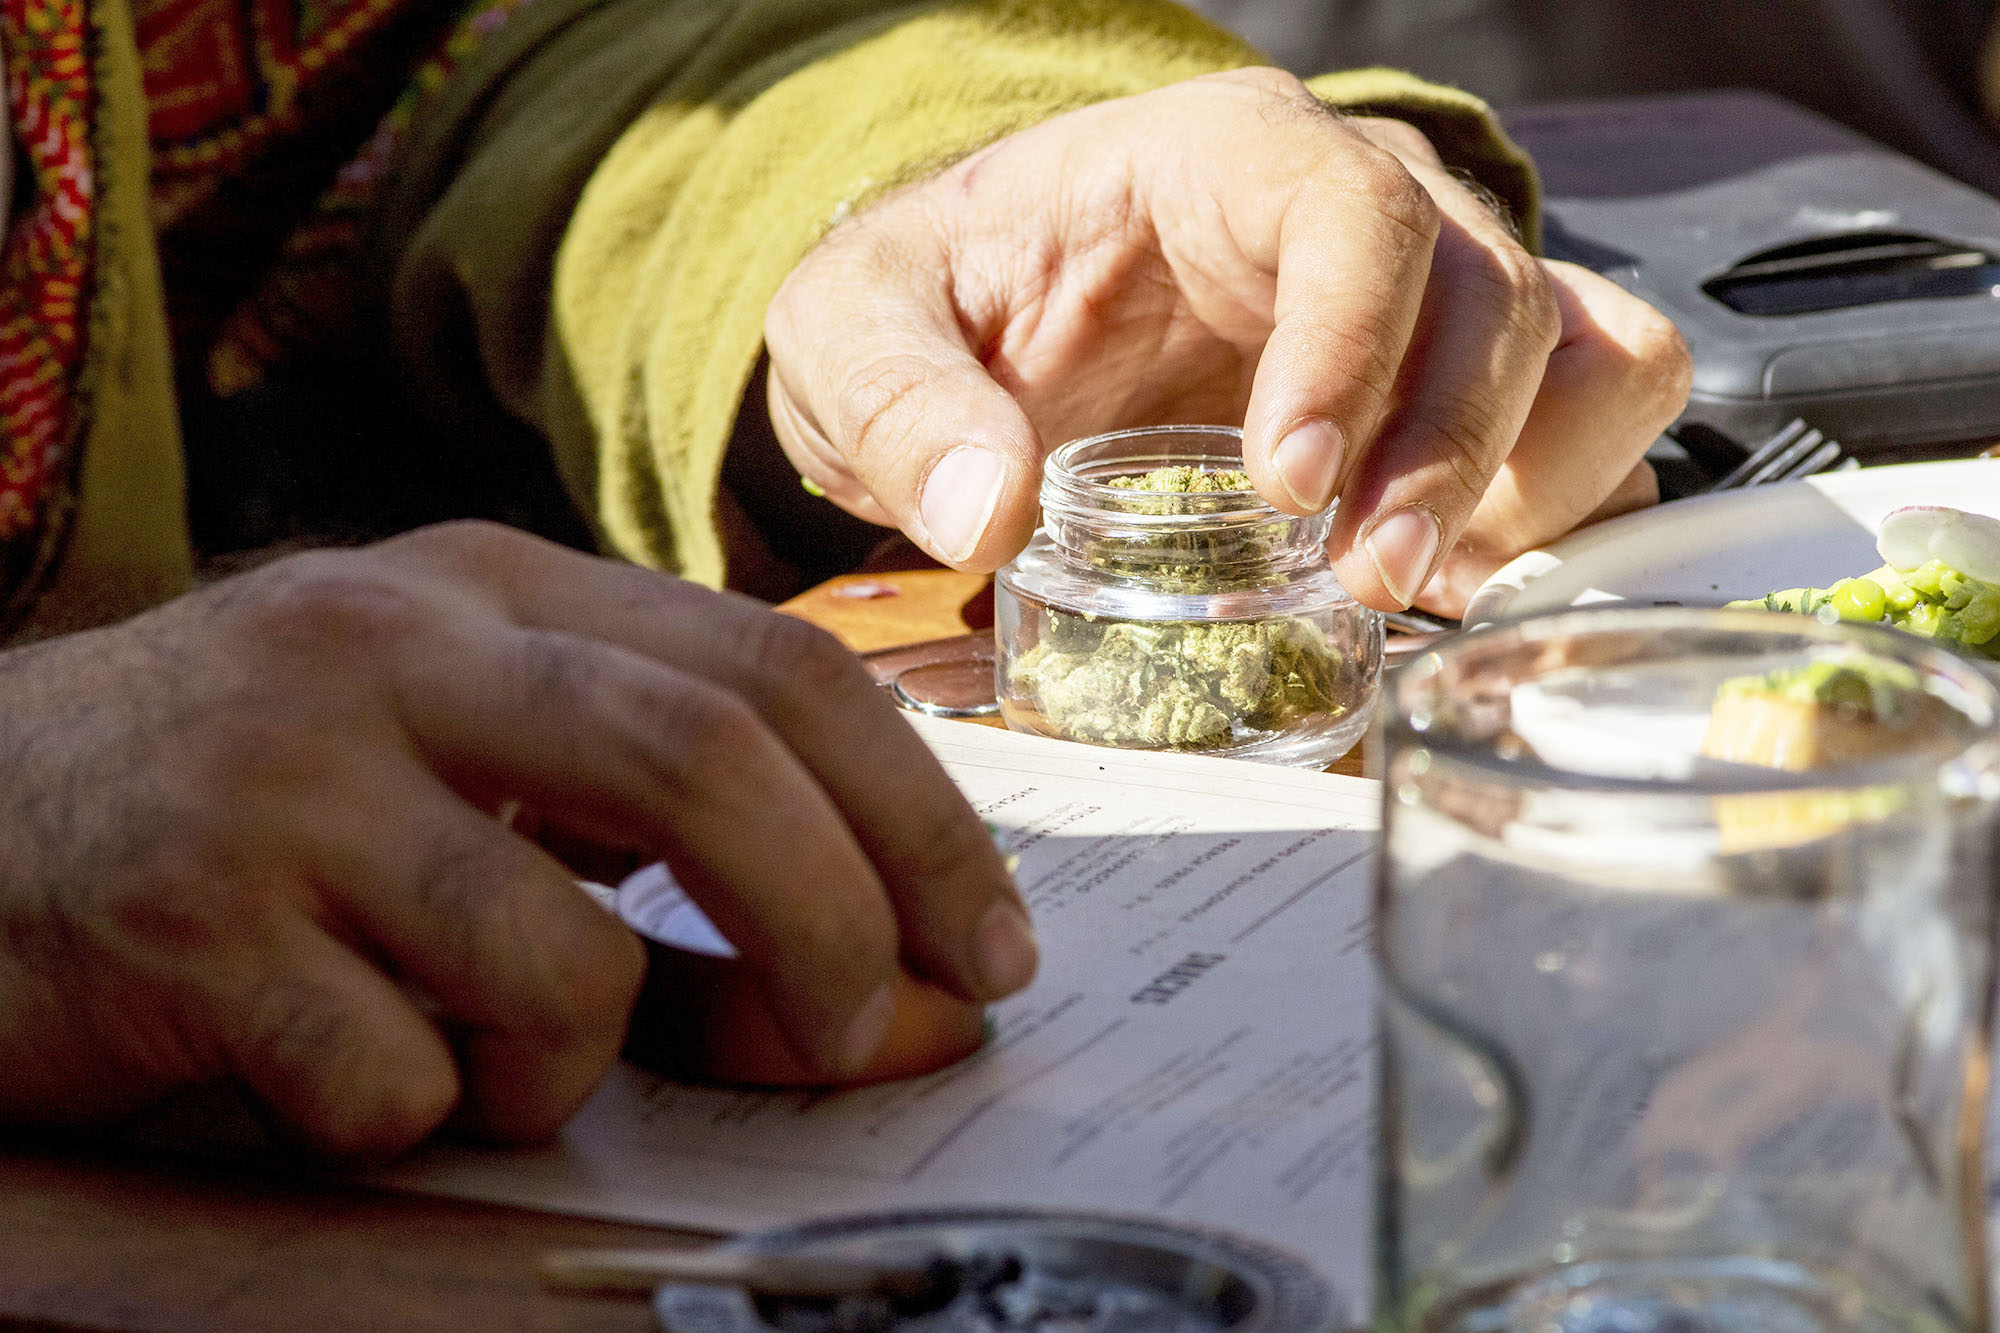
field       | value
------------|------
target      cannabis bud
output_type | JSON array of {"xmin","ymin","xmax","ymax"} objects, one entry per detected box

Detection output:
[{"xmin": 995, "ymin": 427, "xmax": 1381, "ymax": 767}]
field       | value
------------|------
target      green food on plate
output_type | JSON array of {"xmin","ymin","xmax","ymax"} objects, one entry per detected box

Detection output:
[
  {"xmin": 1729, "ymin": 559, "xmax": 2000, "ymax": 659},
  {"xmin": 1728, "ymin": 506, "xmax": 2000, "ymax": 659}
]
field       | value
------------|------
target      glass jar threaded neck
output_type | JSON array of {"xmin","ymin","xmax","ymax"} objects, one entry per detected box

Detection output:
[{"xmin": 1039, "ymin": 425, "xmax": 1332, "ymax": 582}]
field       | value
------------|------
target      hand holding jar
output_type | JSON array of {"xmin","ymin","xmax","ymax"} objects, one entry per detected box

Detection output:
[{"xmin": 764, "ymin": 68, "xmax": 1691, "ymax": 616}]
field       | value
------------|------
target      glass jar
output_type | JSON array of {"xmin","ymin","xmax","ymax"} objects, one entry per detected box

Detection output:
[
  {"xmin": 1376, "ymin": 609, "xmax": 2000, "ymax": 1333},
  {"xmin": 994, "ymin": 424, "xmax": 1382, "ymax": 767}
]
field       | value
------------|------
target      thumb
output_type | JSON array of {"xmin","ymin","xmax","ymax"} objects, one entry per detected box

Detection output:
[{"xmin": 765, "ymin": 214, "xmax": 1044, "ymax": 572}]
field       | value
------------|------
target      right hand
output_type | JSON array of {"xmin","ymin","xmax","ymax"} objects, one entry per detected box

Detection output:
[
  {"xmin": 0, "ymin": 522, "xmax": 1033, "ymax": 1157},
  {"xmin": 765, "ymin": 69, "xmax": 1689, "ymax": 616}
]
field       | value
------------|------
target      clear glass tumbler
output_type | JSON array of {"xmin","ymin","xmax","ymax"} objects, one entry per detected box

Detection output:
[{"xmin": 1376, "ymin": 608, "xmax": 2000, "ymax": 1333}]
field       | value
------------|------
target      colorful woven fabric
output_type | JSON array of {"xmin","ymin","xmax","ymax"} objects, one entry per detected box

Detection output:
[
  {"xmin": 140, "ymin": 0, "xmax": 427, "ymax": 228},
  {"xmin": 206, "ymin": 0, "xmax": 539, "ymax": 396},
  {"xmin": 0, "ymin": 0, "xmax": 95, "ymax": 571},
  {"xmin": 0, "ymin": 0, "xmax": 537, "ymax": 607}
]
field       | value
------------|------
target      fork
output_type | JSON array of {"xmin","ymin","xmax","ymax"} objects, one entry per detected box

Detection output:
[{"xmin": 1703, "ymin": 418, "xmax": 1858, "ymax": 492}]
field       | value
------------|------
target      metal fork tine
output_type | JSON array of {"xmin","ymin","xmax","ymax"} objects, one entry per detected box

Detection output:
[
  {"xmin": 1742, "ymin": 426, "xmax": 1827, "ymax": 487},
  {"xmin": 1709, "ymin": 418, "xmax": 1811, "ymax": 490},
  {"xmin": 1772, "ymin": 437, "xmax": 1844, "ymax": 482},
  {"xmin": 1703, "ymin": 418, "xmax": 1857, "ymax": 491}
]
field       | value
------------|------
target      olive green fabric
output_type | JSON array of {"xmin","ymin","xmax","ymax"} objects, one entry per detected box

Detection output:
[
  {"xmin": 40, "ymin": 0, "xmax": 1535, "ymax": 630},
  {"xmin": 26, "ymin": 0, "xmax": 190, "ymax": 637},
  {"xmin": 379, "ymin": 0, "xmax": 1538, "ymax": 590}
]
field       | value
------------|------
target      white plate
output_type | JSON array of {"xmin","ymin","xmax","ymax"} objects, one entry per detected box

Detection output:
[{"xmin": 1465, "ymin": 458, "xmax": 2000, "ymax": 625}]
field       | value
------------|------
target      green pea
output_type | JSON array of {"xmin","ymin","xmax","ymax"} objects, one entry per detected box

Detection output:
[
  {"xmin": 1881, "ymin": 579, "xmax": 1920, "ymax": 613},
  {"xmin": 1829, "ymin": 577, "xmax": 1887, "ymax": 623}
]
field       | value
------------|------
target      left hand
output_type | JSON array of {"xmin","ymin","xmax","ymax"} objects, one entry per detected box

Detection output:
[
  {"xmin": 764, "ymin": 68, "xmax": 1690, "ymax": 616},
  {"xmin": 0, "ymin": 524, "xmax": 1028, "ymax": 1155}
]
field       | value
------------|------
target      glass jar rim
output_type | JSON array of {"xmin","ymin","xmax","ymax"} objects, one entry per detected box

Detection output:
[
  {"xmin": 1041, "ymin": 424, "xmax": 1277, "ymax": 523},
  {"xmin": 1387, "ymin": 606, "xmax": 2000, "ymax": 796}
]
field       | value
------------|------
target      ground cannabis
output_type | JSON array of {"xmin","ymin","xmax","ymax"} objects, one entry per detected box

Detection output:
[
  {"xmin": 1082, "ymin": 466, "xmax": 1271, "ymax": 594},
  {"xmin": 1109, "ymin": 465, "xmax": 1250, "ymax": 494},
  {"xmin": 1009, "ymin": 464, "xmax": 1353, "ymax": 750}
]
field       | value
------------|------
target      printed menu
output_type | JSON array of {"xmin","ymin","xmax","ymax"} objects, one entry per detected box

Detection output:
[{"xmin": 370, "ymin": 716, "xmax": 1383, "ymax": 1314}]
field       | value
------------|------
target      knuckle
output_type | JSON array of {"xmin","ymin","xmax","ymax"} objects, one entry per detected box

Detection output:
[
  {"xmin": 510, "ymin": 628, "xmax": 596, "ymax": 720},
  {"xmin": 777, "ymin": 891, "xmax": 898, "ymax": 983},
  {"xmin": 595, "ymin": 562, "xmax": 691, "ymax": 628},
  {"xmin": 1487, "ymin": 250, "xmax": 1563, "ymax": 352},
  {"xmin": 1206, "ymin": 64, "xmax": 1313, "ymax": 102},
  {"xmin": 1345, "ymin": 149, "xmax": 1439, "ymax": 245},
  {"xmin": 386, "ymin": 518, "xmax": 540, "ymax": 571},
  {"xmin": 766, "ymin": 255, "xmax": 836, "ymax": 356},
  {"xmin": 103, "ymin": 864, "xmax": 247, "ymax": 961},
  {"xmin": 514, "ymin": 897, "xmax": 648, "ymax": 1045},
  {"xmin": 1353, "ymin": 115, "xmax": 1438, "ymax": 164},
  {"xmin": 834, "ymin": 353, "xmax": 932, "ymax": 466},
  {"xmin": 1542, "ymin": 261, "xmax": 1691, "ymax": 422},
  {"xmin": 1319, "ymin": 315, "xmax": 1410, "ymax": 406},
  {"xmin": 1423, "ymin": 396, "xmax": 1513, "ymax": 505},
  {"xmin": 1552, "ymin": 291, "xmax": 1693, "ymax": 430},
  {"xmin": 235, "ymin": 554, "xmax": 433, "ymax": 658},
  {"xmin": 648, "ymin": 683, "xmax": 772, "ymax": 796},
  {"xmin": 188, "ymin": 711, "xmax": 341, "ymax": 806},
  {"xmin": 243, "ymin": 978, "xmax": 350, "ymax": 1081},
  {"xmin": 407, "ymin": 824, "xmax": 506, "ymax": 927},
  {"xmin": 1633, "ymin": 310, "xmax": 1695, "ymax": 417},
  {"xmin": 518, "ymin": 945, "xmax": 639, "ymax": 1051},
  {"xmin": 242, "ymin": 979, "xmax": 453, "ymax": 1154},
  {"xmin": 402, "ymin": 823, "xmax": 643, "ymax": 1044},
  {"xmin": 886, "ymin": 801, "xmax": 1009, "ymax": 903},
  {"xmin": 1246, "ymin": 64, "xmax": 1318, "ymax": 107},
  {"xmin": 1448, "ymin": 243, "xmax": 1561, "ymax": 362},
  {"xmin": 728, "ymin": 613, "xmax": 869, "ymax": 712}
]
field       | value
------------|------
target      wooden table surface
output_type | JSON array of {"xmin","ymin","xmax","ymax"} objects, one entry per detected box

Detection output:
[
  {"xmin": 779, "ymin": 567, "xmax": 995, "ymax": 653},
  {"xmin": 0, "ymin": 569, "xmax": 996, "ymax": 1333}
]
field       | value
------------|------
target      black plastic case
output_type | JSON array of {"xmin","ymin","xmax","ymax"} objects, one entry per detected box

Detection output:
[{"xmin": 1500, "ymin": 90, "xmax": 2000, "ymax": 457}]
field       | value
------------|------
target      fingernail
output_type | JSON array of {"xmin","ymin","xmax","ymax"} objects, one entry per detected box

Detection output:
[
  {"xmin": 919, "ymin": 447, "xmax": 1006, "ymax": 564},
  {"xmin": 1364, "ymin": 506, "xmax": 1441, "ymax": 607},
  {"xmin": 973, "ymin": 900, "xmax": 1039, "ymax": 998},
  {"xmin": 838, "ymin": 984, "xmax": 898, "ymax": 1073},
  {"xmin": 1271, "ymin": 420, "xmax": 1346, "ymax": 511}
]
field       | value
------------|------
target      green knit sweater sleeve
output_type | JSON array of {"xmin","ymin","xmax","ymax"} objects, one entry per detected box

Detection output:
[{"xmin": 379, "ymin": 0, "xmax": 1535, "ymax": 589}]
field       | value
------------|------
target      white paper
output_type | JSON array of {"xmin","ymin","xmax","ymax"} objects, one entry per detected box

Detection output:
[{"xmin": 370, "ymin": 717, "xmax": 1382, "ymax": 1315}]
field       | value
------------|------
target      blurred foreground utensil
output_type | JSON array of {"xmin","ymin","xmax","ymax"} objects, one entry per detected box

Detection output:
[
  {"xmin": 1383, "ymin": 608, "xmax": 1452, "ymax": 635},
  {"xmin": 538, "ymin": 1244, "xmax": 998, "ymax": 1302},
  {"xmin": 1704, "ymin": 417, "xmax": 1857, "ymax": 491},
  {"xmin": 1381, "ymin": 608, "xmax": 1457, "ymax": 665}
]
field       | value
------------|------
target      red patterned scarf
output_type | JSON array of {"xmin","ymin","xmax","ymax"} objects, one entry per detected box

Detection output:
[
  {"xmin": 0, "ymin": 0, "xmax": 534, "ymax": 617},
  {"xmin": 0, "ymin": 0, "xmax": 95, "ymax": 601}
]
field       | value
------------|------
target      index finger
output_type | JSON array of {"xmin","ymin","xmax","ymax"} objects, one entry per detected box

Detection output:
[
  {"xmin": 1238, "ymin": 101, "xmax": 1561, "ymax": 610},
  {"xmin": 1206, "ymin": 82, "xmax": 1439, "ymax": 521}
]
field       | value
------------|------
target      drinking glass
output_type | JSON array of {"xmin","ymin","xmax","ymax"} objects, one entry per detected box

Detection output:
[{"xmin": 1375, "ymin": 608, "xmax": 2000, "ymax": 1333}]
